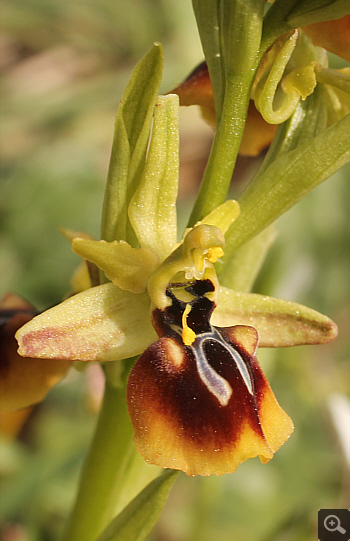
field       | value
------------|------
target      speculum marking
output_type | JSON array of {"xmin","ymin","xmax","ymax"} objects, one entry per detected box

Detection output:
[{"xmin": 191, "ymin": 329, "xmax": 253, "ymax": 406}]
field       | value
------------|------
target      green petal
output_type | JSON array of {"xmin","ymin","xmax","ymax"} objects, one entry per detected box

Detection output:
[
  {"xmin": 147, "ymin": 224, "xmax": 224, "ymax": 310},
  {"xmin": 255, "ymin": 31, "xmax": 301, "ymax": 124},
  {"xmin": 212, "ymin": 287, "xmax": 337, "ymax": 347},
  {"xmin": 198, "ymin": 199, "xmax": 240, "ymax": 233},
  {"xmin": 16, "ymin": 283, "xmax": 157, "ymax": 362},
  {"xmin": 282, "ymin": 64, "xmax": 317, "ymax": 100},
  {"xmin": 128, "ymin": 94, "xmax": 179, "ymax": 261},
  {"xmin": 72, "ymin": 239, "xmax": 159, "ymax": 293},
  {"xmin": 96, "ymin": 470, "xmax": 178, "ymax": 541}
]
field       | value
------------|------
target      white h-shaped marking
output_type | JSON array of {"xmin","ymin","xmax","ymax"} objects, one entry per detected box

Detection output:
[{"xmin": 192, "ymin": 329, "xmax": 253, "ymax": 406}]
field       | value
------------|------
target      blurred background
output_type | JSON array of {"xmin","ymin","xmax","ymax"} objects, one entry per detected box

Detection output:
[{"xmin": 1, "ymin": 1, "xmax": 349, "ymax": 540}]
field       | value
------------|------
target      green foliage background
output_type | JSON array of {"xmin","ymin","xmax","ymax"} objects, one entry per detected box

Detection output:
[{"xmin": 1, "ymin": 1, "xmax": 349, "ymax": 540}]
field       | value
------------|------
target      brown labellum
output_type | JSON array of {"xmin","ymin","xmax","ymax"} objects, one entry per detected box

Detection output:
[{"xmin": 127, "ymin": 280, "xmax": 293, "ymax": 476}]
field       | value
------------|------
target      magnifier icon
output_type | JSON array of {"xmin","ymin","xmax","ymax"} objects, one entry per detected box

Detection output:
[{"xmin": 324, "ymin": 515, "xmax": 346, "ymax": 534}]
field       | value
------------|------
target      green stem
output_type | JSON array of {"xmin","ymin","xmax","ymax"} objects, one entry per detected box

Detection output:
[
  {"xmin": 188, "ymin": 0, "xmax": 264, "ymax": 226},
  {"xmin": 187, "ymin": 75, "xmax": 252, "ymax": 226},
  {"xmin": 62, "ymin": 373, "xmax": 135, "ymax": 541}
]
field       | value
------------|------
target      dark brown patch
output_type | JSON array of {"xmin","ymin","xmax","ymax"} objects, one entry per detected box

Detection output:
[
  {"xmin": 0, "ymin": 312, "xmax": 36, "ymax": 374},
  {"xmin": 128, "ymin": 279, "xmax": 269, "ymax": 452}
]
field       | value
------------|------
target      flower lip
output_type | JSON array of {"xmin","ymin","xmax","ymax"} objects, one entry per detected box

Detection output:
[
  {"xmin": 1, "ymin": 298, "xmax": 71, "ymax": 412},
  {"xmin": 127, "ymin": 278, "xmax": 294, "ymax": 476},
  {"xmin": 152, "ymin": 279, "xmax": 215, "ymax": 339},
  {"xmin": 0, "ymin": 308, "xmax": 38, "ymax": 327},
  {"xmin": 153, "ymin": 279, "xmax": 254, "ymax": 404}
]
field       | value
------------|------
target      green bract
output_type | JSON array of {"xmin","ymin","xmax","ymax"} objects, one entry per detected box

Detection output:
[
  {"xmin": 96, "ymin": 470, "xmax": 179, "ymax": 541},
  {"xmin": 101, "ymin": 42, "xmax": 164, "ymax": 245},
  {"xmin": 262, "ymin": 0, "xmax": 350, "ymax": 51}
]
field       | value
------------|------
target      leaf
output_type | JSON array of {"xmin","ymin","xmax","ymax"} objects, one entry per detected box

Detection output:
[
  {"xmin": 212, "ymin": 287, "xmax": 338, "ymax": 347},
  {"xmin": 96, "ymin": 470, "xmax": 179, "ymax": 541},
  {"xmin": 128, "ymin": 94, "xmax": 179, "ymax": 261},
  {"xmin": 223, "ymin": 113, "xmax": 350, "ymax": 257},
  {"xmin": 286, "ymin": 0, "xmax": 350, "ymax": 28},
  {"xmin": 16, "ymin": 283, "xmax": 157, "ymax": 361},
  {"xmin": 101, "ymin": 43, "xmax": 163, "ymax": 244}
]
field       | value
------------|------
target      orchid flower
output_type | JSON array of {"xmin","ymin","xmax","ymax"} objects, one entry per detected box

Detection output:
[
  {"xmin": 7, "ymin": 1, "xmax": 350, "ymax": 538},
  {"xmin": 0, "ymin": 293, "xmax": 70, "ymax": 411},
  {"xmin": 15, "ymin": 204, "xmax": 336, "ymax": 476},
  {"xmin": 171, "ymin": 16, "xmax": 350, "ymax": 156},
  {"xmin": 15, "ymin": 51, "xmax": 337, "ymax": 477}
]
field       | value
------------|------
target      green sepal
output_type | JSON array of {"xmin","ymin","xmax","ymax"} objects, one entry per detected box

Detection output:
[
  {"xmin": 255, "ymin": 30, "xmax": 327, "ymax": 125},
  {"xmin": 223, "ymin": 112, "xmax": 350, "ymax": 258},
  {"xmin": 212, "ymin": 288, "xmax": 338, "ymax": 347},
  {"xmin": 101, "ymin": 43, "xmax": 163, "ymax": 244},
  {"xmin": 128, "ymin": 94, "xmax": 179, "ymax": 261},
  {"xmin": 96, "ymin": 470, "xmax": 179, "ymax": 541},
  {"xmin": 15, "ymin": 283, "xmax": 157, "ymax": 362}
]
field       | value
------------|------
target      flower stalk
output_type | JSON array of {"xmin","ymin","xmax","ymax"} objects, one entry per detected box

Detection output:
[
  {"xmin": 62, "ymin": 365, "xmax": 135, "ymax": 541},
  {"xmin": 189, "ymin": 0, "xmax": 265, "ymax": 224}
]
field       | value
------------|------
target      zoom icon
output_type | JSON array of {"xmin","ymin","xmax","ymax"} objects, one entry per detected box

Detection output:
[{"xmin": 318, "ymin": 509, "xmax": 350, "ymax": 541}]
